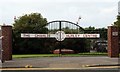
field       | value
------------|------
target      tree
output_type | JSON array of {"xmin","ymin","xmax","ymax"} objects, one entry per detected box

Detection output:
[
  {"xmin": 13, "ymin": 13, "xmax": 47, "ymax": 33},
  {"xmin": 84, "ymin": 26, "xmax": 107, "ymax": 52},
  {"xmin": 96, "ymin": 28, "xmax": 107, "ymax": 40},
  {"xmin": 13, "ymin": 13, "xmax": 48, "ymax": 54},
  {"xmin": 84, "ymin": 26, "xmax": 95, "ymax": 30},
  {"xmin": 114, "ymin": 16, "xmax": 120, "ymax": 28}
]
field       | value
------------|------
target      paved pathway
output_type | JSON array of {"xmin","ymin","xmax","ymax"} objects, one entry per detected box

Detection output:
[{"xmin": 1, "ymin": 56, "xmax": 119, "ymax": 68}]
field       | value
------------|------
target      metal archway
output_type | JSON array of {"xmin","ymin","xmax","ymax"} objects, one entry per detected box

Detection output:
[
  {"xmin": 46, "ymin": 20, "xmax": 84, "ymax": 34},
  {"xmin": 46, "ymin": 20, "xmax": 85, "ymax": 55},
  {"xmin": 21, "ymin": 20, "xmax": 100, "ymax": 55}
]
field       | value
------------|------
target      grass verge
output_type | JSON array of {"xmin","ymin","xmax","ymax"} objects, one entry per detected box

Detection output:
[
  {"xmin": 13, "ymin": 54, "xmax": 59, "ymax": 58},
  {"xmin": 13, "ymin": 52, "xmax": 108, "ymax": 58}
]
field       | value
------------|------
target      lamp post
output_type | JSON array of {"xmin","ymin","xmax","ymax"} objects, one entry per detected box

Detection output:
[{"xmin": 76, "ymin": 16, "xmax": 81, "ymax": 33}]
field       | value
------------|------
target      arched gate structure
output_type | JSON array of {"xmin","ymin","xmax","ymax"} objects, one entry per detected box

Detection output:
[{"xmin": 0, "ymin": 21, "xmax": 119, "ymax": 63}]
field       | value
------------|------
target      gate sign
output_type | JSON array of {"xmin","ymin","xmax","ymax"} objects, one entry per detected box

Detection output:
[
  {"xmin": 21, "ymin": 31, "xmax": 100, "ymax": 41},
  {"xmin": 55, "ymin": 31, "xmax": 66, "ymax": 41},
  {"xmin": 21, "ymin": 33, "xmax": 55, "ymax": 38}
]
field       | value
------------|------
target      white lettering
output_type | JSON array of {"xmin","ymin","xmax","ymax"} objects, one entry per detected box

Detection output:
[
  {"xmin": 35, "ymin": 34, "xmax": 47, "ymax": 38},
  {"xmin": 21, "ymin": 33, "xmax": 100, "ymax": 39}
]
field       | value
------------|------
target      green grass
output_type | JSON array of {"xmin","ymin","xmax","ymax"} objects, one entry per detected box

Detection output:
[
  {"xmin": 13, "ymin": 52, "xmax": 108, "ymax": 58},
  {"xmin": 63, "ymin": 52, "xmax": 107, "ymax": 57},
  {"xmin": 79, "ymin": 52, "xmax": 107, "ymax": 56},
  {"xmin": 12, "ymin": 54, "xmax": 59, "ymax": 58}
]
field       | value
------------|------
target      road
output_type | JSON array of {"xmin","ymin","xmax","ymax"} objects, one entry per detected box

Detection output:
[{"xmin": 0, "ymin": 56, "xmax": 120, "ymax": 72}]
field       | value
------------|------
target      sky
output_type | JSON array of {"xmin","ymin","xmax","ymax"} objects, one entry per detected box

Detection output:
[{"xmin": 0, "ymin": 0, "xmax": 120, "ymax": 28}]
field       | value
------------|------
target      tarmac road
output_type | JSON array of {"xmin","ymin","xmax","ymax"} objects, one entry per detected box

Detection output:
[{"xmin": 1, "ymin": 56, "xmax": 120, "ymax": 72}]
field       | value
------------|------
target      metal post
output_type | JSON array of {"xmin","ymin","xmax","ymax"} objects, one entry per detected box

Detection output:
[{"xmin": 59, "ymin": 21, "xmax": 62, "ymax": 56}]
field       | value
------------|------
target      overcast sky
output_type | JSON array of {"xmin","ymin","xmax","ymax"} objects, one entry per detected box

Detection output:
[{"xmin": 0, "ymin": 0, "xmax": 120, "ymax": 28}]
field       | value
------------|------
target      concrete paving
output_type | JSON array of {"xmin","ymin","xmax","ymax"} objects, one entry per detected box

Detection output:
[{"xmin": 1, "ymin": 56, "xmax": 119, "ymax": 69}]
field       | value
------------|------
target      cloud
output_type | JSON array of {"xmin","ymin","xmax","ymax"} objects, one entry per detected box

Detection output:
[
  {"xmin": 0, "ymin": 0, "xmax": 119, "ymax": 28},
  {"xmin": 1, "ymin": 0, "xmax": 119, "ymax": 3},
  {"xmin": 100, "ymin": 6, "xmax": 117, "ymax": 14}
]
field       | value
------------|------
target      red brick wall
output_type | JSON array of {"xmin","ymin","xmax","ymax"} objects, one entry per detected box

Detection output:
[
  {"xmin": 108, "ymin": 26, "xmax": 119, "ymax": 58},
  {"xmin": 2, "ymin": 26, "xmax": 12, "ymax": 60}
]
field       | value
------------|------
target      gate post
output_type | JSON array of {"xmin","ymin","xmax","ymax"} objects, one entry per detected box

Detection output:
[
  {"xmin": 108, "ymin": 26, "xmax": 119, "ymax": 58},
  {"xmin": 1, "ymin": 26, "xmax": 12, "ymax": 61}
]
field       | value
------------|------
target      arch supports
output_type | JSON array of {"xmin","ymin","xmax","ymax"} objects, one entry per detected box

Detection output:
[
  {"xmin": 108, "ymin": 26, "xmax": 119, "ymax": 58},
  {"xmin": 1, "ymin": 26, "xmax": 12, "ymax": 62}
]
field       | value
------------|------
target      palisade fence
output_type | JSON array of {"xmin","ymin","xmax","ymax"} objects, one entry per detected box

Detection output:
[{"xmin": 84, "ymin": 29, "xmax": 107, "ymax": 52}]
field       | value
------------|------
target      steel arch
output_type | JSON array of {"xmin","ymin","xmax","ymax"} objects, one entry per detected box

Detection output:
[{"xmin": 47, "ymin": 20, "xmax": 84, "ymax": 31}]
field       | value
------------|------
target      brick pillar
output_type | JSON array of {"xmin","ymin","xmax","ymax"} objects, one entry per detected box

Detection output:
[
  {"xmin": 108, "ymin": 26, "xmax": 119, "ymax": 58},
  {"xmin": 1, "ymin": 26, "xmax": 12, "ymax": 61}
]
